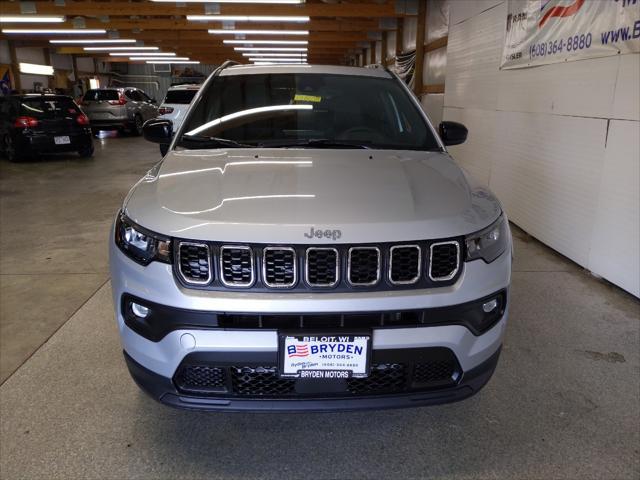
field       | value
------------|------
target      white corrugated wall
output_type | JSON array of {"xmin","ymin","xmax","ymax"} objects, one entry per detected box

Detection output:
[{"xmin": 444, "ymin": 1, "xmax": 640, "ymax": 297}]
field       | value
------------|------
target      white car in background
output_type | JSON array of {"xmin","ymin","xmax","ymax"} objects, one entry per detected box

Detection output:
[{"xmin": 157, "ymin": 83, "xmax": 200, "ymax": 156}]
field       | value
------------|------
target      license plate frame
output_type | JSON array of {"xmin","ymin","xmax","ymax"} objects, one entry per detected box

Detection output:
[
  {"xmin": 54, "ymin": 136, "xmax": 71, "ymax": 145},
  {"xmin": 278, "ymin": 331, "xmax": 372, "ymax": 379}
]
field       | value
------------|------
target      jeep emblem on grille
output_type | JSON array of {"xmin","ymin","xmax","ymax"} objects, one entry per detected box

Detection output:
[{"xmin": 304, "ymin": 227, "xmax": 342, "ymax": 241}]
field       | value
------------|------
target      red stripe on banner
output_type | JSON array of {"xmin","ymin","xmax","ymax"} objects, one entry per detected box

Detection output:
[{"xmin": 539, "ymin": 0, "xmax": 585, "ymax": 28}]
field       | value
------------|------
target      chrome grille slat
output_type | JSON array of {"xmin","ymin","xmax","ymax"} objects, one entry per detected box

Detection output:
[
  {"xmin": 389, "ymin": 245, "xmax": 421, "ymax": 285},
  {"xmin": 220, "ymin": 245, "xmax": 255, "ymax": 287},
  {"xmin": 305, "ymin": 247, "xmax": 339, "ymax": 287},
  {"xmin": 262, "ymin": 247, "xmax": 297, "ymax": 288},
  {"xmin": 177, "ymin": 242, "xmax": 212, "ymax": 285},
  {"xmin": 429, "ymin": 241, "xmax": 460, "ymax": 281},
  {"xmin": 347, "ymin": 246, "xmax": 381, "ymax": 286}
]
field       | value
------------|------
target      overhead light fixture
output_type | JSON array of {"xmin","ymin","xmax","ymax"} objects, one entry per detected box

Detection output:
[
  {"xmin": 224, "ymin": 39, "xmax": 307, "ymax": 45},
  {"xmin": 50, "ymin": 39, "xmax": 137, "ymax": 44},
  {"xmin": 84, "ymin": 46, "xmax": 159, "ymax": 51},
  {"xmin": 131, "ymin": 56, "xmax": 190, "ymax": 61},
  {"xmin": 188, "ymin": 15, "xmax": 309, "ymax": 22},
  {"xmin": 210, "ymin": 29, "xmax": 308, "ymax": 35},
  {"xmin": 248, "ymin": 58, "xmax": 306, "ymax": 62},
  {"xmin": 110, "ymin": 52, "xmax": 176, "ymax": 56},
  {"xmin": 19, "ymin": 62, "xmax": 54, "ymax": 75},
  {"xmin": 243, "ymin": 52, "xmax": 307, "ymax": 57},
  {"xmin": 152, "ymin": 0, "xmax": 303, "ymax": 3},
  {"xmin": 2, "ymin": 29, "xmax": 106, "ymax": 34},
  {"xmin": 0, "ymin": 16, "xmax": 65, "ymax": 23},
  {"xmin": 252, "ymin": 61, "xmax": 308, "ymax": 65},
  {"xmin": 146, "ymin": 60, "xmax": 200, "ymax": 64},
  {"xmin": 234, "ymin": 47, "xmax": 308, "ymax": 52}
]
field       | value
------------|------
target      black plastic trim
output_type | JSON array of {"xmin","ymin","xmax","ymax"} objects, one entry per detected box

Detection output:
[{"xmin": 121, "ymin": 289, "xmax": 507, "ymax": 342}]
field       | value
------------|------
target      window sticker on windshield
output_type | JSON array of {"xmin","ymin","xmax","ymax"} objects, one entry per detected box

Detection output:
[{"xmin": 294, "ymin": 94, "xmax": 322, "ymax": 103}]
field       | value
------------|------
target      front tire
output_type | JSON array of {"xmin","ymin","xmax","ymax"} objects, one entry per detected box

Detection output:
[
  {"xmin": 4, "ymin": 135, "xmax": 23, "ymax": 163},
  {"xmin": 131, "ymin": 115, "xmax": 144, "ymax": 136},
  {"xmin": 78, "ymin": 145, "xmax": 94, "ymax": 158}
]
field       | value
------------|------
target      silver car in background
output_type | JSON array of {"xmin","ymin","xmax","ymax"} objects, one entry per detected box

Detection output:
[{"xmin": 81, "ymin": 87, "xmax": 158, "ymax": 135}]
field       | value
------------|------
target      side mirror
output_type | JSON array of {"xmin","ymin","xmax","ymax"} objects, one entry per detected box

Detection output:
[
  {"xmin": 143, "ymin": 118, "xmax": 172, "ymax": 144},
  {"xmin": 438, "ymin": 121, "xmax": 468, "ymax": 146}
]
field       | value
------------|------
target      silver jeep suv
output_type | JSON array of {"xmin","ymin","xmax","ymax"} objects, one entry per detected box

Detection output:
[
  {"xmin": 82, "ymin": 87, "xmax": 158, "ymax": 135},
  {"xmin": 109, "ymin": 63, "xmax": 512, "ymax": 412}
]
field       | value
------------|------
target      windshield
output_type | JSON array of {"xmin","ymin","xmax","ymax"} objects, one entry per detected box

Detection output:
[
  {"xmin": 179, "ymin": 73, "xmax": 440, "ymax": 151},
  {"xmin": 164, "ymin": 89, "xmax": 198, "ymax": 104},
  {"xmin": 20, "ymin": 96, "xmax": 80, "ymax": 118},
  {"xmin": 83, "ymin": 89, "xmax": 119, "ymax": 101}
]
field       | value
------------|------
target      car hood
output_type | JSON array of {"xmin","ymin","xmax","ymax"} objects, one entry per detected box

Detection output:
[{"xmin": 124, "ymin": 148, "xmax": 501, "ymax": 243}]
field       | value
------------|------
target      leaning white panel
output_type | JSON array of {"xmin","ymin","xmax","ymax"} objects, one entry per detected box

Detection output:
[{"xmin": 588, "ymin": 120, "xmax": 640, "ymax": 297}]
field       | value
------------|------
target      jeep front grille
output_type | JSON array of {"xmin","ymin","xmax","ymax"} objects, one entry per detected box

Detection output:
[{"xmin": 173, "ymin": 239, "xmax": 462, "ymax": 290}]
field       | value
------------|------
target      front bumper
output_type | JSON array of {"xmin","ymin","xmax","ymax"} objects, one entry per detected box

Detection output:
[
  {"xmin": 110, "ymin": 231, "xmax": 511, "ymax": 411},
  {"xmin": 125, "ymin": 346, "xmax": 502, "ymax": 412}
]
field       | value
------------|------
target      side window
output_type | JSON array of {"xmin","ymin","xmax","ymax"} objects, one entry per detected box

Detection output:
[
  {"xmin": 126, "ymin": 90, "xmax": 141, "ymax": 101},
  {"xmin": 138, "ymin": 90, "xmax": 152, "ymax": 102}
]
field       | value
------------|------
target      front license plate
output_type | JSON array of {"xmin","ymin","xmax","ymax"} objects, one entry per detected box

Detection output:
[
  {"xmin": 54, "ymin": 136, "xmax": 71, "ymax": 145},
  {"xmin": 279, "ymin": 333, "xmax": 371, "ymax": 378}
]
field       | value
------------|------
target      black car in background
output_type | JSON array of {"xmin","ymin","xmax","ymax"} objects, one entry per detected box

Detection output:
[{"xmin": 0, "ymin": 94, "xmax": 94, "ymax": 162}]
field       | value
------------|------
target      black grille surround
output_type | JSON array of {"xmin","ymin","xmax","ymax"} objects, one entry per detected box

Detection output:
[
  {"xmin": 173, "ymin": 238, "xmax": 464, "ymax": 292},
  {"xmin": 172, "ymin": 348, "xmax": 462, "ymax": 399}
]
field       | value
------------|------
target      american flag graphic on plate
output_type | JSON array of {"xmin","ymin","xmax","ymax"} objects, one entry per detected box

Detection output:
[{"xmin": 287, "ymin": 344, "xmax": 309, "ymax": 357}]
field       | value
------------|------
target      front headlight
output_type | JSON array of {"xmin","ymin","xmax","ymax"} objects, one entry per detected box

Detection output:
[
  {"xmin": 465, "ymin": 214, "xmax": 509, "ymax": 263},
  {"xmin": 115, "ymin": 212, "xmax": 171, "ymax": 265}
]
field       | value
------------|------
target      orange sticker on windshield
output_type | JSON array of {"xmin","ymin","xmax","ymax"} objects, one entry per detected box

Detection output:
[{"xmin": 294, "ymin": 94, "xmax": 321, "ymax": 103}]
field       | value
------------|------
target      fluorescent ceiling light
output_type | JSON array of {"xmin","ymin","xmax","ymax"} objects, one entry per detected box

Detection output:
[
  {"xmin": 146, "ymin": 60, "xmax": 200, "ymax": 64},
  {"xmin": 188, "ymin": 15, "xmax": 309, "ymax": 22},
  {"xmin": 224, "ymin": 39, "xmax": 307, "ymax": 45},
  {"xmin": 248, "ymin": 58, "xmax": 306, "ymax": 62},
  {"xmin": 0, "ymin": 16, "xmax": 65, "ymax": 23},
  {"xmin": 84, "ymin": 46, "xmax": 159, "ymax": 51},
  {"xmin": 19, "ymin": 62, "xmax": 54, "ymax": 75},
  {"xmin": 50, "ymin": 39, "xmax": 136, "ymax": 44},
  {"xmin": 2, "ymin": 29, "xmax": 106, "ymax": 34},
  {"xmin": 252, "ymin": 61, "xmax": 308, "ymax": 65},
  {"xmin": 243, "ymin": 52, "xmax": 307, "ymax": 57},
  {"xmin": 131, "ymin": 57, "xmax": 189, "ymax": 61},
  {"xmin": 210, "ymin": 29, "xmax": 308, "ymax": 35},
  {"xmin": 152, "ymin": 0, "xmax": 303, "ymax": 3},
  {"xmin": 110, "ymin": 52, "xmax": 176, "ymax": 56},
  {"xmin": 234, "ymin": 47, "xmax": 307, "ymax": 52}
]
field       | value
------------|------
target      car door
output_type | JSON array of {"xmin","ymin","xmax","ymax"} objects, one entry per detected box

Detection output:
[
  {"xmin": 138, "ymin": 89, "xmax": 158, "ymax": 121},
  {"xmin": 124, "ymin": 89, "xmax": 142, "ymax": 121}
]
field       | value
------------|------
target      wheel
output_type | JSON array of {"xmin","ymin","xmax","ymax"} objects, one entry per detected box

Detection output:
[
  {"xmin": 131, "ymin": 115, "xmax": 144, "ymax": 136},
  {"xmin": 4, "ymin": 135, "xmax": 23, "ymax": 163},
  {"xmin": 78, "ymin": 145, "xmax": 94, "ymax": 158},
  {"xmin": 159, "ymin": 144, "xmax": 169, "ymax": 156}
]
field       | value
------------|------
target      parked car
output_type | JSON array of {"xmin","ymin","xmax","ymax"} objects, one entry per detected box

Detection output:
[
  {"xmin": 80, "ymin": 87, "xmax": 158, "ymax": 135},
  {"xmin": 157, "ymin": 83, "xmax": 201, "ymax": 156},
  {"xmin": 111, "ymin": 63, "xmax": 512, "ymax": 412},
  {"xmin": 0, "ymin": 94, "xmax": 93, "ymax": 162}
]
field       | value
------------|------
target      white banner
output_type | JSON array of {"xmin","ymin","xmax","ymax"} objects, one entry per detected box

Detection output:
[{"xmin": 501, "ymin": 0, "xmax": 640, "ymax": 69}]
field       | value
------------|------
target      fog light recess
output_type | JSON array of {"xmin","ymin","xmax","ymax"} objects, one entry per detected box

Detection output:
[
  {"xmin": 131, "ymin": 302, "xmax": 150, "ymax": 318},
  {"xmin": 482, "ymin": 298, "xmax": 498, "ymax": 313}
]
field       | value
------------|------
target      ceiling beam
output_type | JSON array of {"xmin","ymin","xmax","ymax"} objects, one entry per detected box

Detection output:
[{"xmin": 0, "ymin": 1, "xmax": 402, "ymax": 18}]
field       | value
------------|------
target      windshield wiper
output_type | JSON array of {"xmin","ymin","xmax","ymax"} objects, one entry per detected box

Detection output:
[
  {"xmin": 259, "ymin": 138, "xmax": 372, "ymax": 149},
  {"xmin": 179, "ymin": 135, "xmax": 254, "ymax": 149}
]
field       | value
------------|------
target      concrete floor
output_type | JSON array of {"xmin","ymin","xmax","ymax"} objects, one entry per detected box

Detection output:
[{"xmin": 1, "ymin": 136, "xmax": 639, "ymax": 479}]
